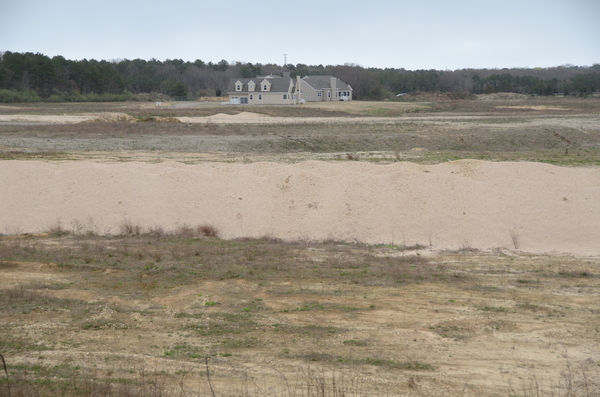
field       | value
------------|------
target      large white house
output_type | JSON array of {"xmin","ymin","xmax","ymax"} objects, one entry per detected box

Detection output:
[{"xmin": 227, "ymin": 73, "xmax": 352, "ymax": 105}]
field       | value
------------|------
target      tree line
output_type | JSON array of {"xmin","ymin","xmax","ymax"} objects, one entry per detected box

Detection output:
[{"xmin": 1, "ymin": 51, "xmax": 599, "ymax": 102}]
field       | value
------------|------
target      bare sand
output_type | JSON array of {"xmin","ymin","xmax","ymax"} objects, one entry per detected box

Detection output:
[
  {"xmin": 2, "ymin": 159, "xmax": 599, "ymax": 254},
  {"xmin": 0, "ymin": 114, "xmax": 97, "ymax": 123}
]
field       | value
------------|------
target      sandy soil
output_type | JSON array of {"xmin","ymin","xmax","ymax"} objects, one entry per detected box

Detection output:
[
  {"xmin": 0, "ymin": 114, "xmax": 98, "ymax": 123},
  {"xmin": 3, "ymin": 110, "xmax": 585, "ymax": 125},
  {"xmin": 0, "ymin": 111, "xmax": 481, "ymax": 125},
  {"xmin": 1, "ymin": 159, "xmax": 599, "ymax": 255}
]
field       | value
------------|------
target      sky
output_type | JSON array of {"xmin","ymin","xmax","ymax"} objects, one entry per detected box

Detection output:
[{"xmin": 1, "ymin": 0, "xmax": 599, "ymax": 70}]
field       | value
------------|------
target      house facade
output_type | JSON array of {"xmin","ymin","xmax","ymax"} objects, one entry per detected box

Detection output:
[
  {"xmin": 227, "ymin": 75, "xmax": 296, "ymax": 105},
  {"xmin": 296, "ymin": 75, "xmax": 353, "ymax": 102},
  {"xmin": 226, "ymin": 74, "xmax": 352, "ymax": 105}
]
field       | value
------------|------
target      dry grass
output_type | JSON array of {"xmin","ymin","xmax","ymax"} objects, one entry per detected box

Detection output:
[{"xmin": 1, "ymin": 232, "xmax": 599, "ymax": 396}]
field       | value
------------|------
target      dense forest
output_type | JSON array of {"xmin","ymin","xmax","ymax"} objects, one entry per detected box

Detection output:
[{"xmin": 1, "ymin": 51, "xmax": 599, "ymax": 102}]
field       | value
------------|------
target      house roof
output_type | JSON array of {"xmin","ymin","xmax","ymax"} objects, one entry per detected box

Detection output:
[
  {"xmin": 227, "ymin": 76, "xmax": 293, "ymax": 93},
  {"xmin": 227, "ymin": 75, "xmax": 352, "ymax": 94},
  {"xmin": 301, "ymin": 75, "xmax": 352, "ymax": 91}
]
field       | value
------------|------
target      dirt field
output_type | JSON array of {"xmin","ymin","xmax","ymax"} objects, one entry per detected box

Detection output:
[{"xmin": 1, "ymin": 98, "xmax": 599, "ymax": 396}]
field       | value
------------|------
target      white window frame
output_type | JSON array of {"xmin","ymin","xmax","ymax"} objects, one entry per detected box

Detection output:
[
  {"xmin": 236, "ymin": 84, "xmax": 241, "ymax": 91},
  {"xmin": 250, "ymin": 94, "xmax": 253, "ymax": 100},
  {"xmin": 258, "ymin": 94, "xmax": 262, "ymax": 100},
  {"xmin": 283, "ymin": 94, "xmax": 288, "ymax": 100}
]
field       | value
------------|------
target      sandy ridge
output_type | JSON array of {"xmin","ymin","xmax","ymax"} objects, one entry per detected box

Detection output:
[{"xmin": 1, "ymin": 159, "xmax": 599, "ymax": 255}]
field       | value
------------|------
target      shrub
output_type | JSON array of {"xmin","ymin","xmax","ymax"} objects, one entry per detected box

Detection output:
[
  {"xmin": 197, "ymin": 224, "xmax": 219, "ymax": 238},
  {"xmin": 119, "ymin": 221, "xmax": 142, "ymax": 236}
]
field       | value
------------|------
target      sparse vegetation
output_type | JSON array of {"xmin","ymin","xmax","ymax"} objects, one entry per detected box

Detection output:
[
  {"xmin": 2, "ymin": 98, "xmax": 599, "ymax": 165},
  {"xmin": 0, "ymin": 232, "xmax": 598, "ymax": 396}
]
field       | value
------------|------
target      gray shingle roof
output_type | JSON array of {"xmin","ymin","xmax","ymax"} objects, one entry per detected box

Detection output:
[
  {"xmin": 301, "ymin": 75, "xmax": 352, "ymax": 91},
  {"xmin": 227, "ymin": 76, "xmax": 293, "ymax": 93},
  {"xmin": 227, "ymin": 75, "xmax": 352, "ymax": 93}
]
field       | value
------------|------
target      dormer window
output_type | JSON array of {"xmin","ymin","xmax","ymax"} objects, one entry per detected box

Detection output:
[
  {"xmin": 235, "ymin": 80, "xmax": 243, "ymax": 92},
  {"xmin": 261, "ymin": 79, "xmax": 271, "ymax": 92},
  {"xmin": 248, "ymin": 81, "xmax": 255, "ymax": 91}
]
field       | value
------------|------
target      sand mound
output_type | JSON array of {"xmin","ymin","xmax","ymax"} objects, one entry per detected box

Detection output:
[
  {"xmin": 206, "ymin": 112, "xmax": 267, "ymax": 120},
  {"xmin": 179, "ymin": 112, "xmax": 270, "ymax": 124},
  {"xmin": 233, "ymin": 112, "xmax": 265, "ymax": 118},
  {"xmin": 0, "ymin": 114, "xmax": 95, "ymax": 123},
  {"xmin": 496, "ymin": 105, "xmax": 567, "ymax": 111},
  {"xmin": 155, "ymin": 116, "xmax": 181, "ymax": 123},
  {"xmin": 88, "ymin": 114, "xmax": 180, "ymax": 123},
  {"xmin": 1, "ymin": 160, "xmax": 599, "ymax": 255}
]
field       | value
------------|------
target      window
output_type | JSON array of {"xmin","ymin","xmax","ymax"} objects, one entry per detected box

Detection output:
[
  {"xmin": 283, "ymin": 94, "xmax": 288, "ymax": 100},
  {"xmin": 328, "ymin": 92, "xmax": 331, "ymax": 98},
  {"xmin": 318, "ymin": 92, "xmax": 322, "ymax": 97},
  {"xmin": 250, "ymin": 94, "xmax": 253, "ymax": 100},
  {"xmin": 263, "ymin": 84, "xmax": 268, "ymax": 91},
  {"xmin": 258, "ymin": 94, "xmax": 262, "ymax": 100},
  {"xmin": 305, "ymin": 92, "xmax": 308, "ymax": 98},
  {"xmin": 236, "ymin": 84, "xmax": 241, "ymax": 91}
]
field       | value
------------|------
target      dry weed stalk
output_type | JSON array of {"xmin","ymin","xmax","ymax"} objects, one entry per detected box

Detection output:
[{"xmin": 510, "ymin": 229, "xmax": 520, "ymax": 249}]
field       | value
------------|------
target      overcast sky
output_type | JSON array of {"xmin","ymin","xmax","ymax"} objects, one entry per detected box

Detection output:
[{"xmin": 2, "ymin": 0, "xmax": 599, "ymax": 70}]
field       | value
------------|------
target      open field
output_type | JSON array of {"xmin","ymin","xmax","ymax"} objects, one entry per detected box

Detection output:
[
  {"xmin": 1, "ymin": 97, "xmax": 599, "ymax": 396},
  {"xmin": 1, "ymin": 98, "xmax": 600, "ymax": 165},
  {"xmin": 1, "ymin": 233, "xmax": 599, "ymax": 396}
]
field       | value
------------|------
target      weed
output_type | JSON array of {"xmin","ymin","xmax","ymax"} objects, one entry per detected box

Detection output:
[
  {"xmin": 477, "ymin": 305, "xmax": 508, "ymax": 312},
  {"xmin": 558, "ymin": 270, "xmax": 593, "ymax": 278},
  {"xmin": 295, "ymin": 302, "xmax": 325, "ymax": 311},
  {"xmin": 343, "ymin": 339, "xmax": 368, "ymax": 346},
  {"xmin": 119, "ymin": 221, "xmax": 141, "ymax": 237},
  {"xmin": 47, "ymin": 221, "xmax": 69, "ymax": 236},
  {"xmin": 510, "ymin": 229, "xmax": 520, "ymax": 249}
]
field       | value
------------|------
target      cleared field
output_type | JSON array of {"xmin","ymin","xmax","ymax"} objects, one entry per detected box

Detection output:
[
  {"xmin": 1, "ymin": 98, "xmax": 600, "ymax": 166},
  {"xmin": 1, "ymin": 98, "xmax": 599, "ymax": 396}
]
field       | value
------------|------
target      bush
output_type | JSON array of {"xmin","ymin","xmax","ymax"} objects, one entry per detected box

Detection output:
[
  {"xmin": 198, "ymin": 224, "xmax": 219, "ymax": 238},
  {"xmin": 0, "ymin": 88, "xmax": 132, "ymax": 103},
  {"xmin": 0, "ymin": 89, "xmax": 42, "ymax": 103}
]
